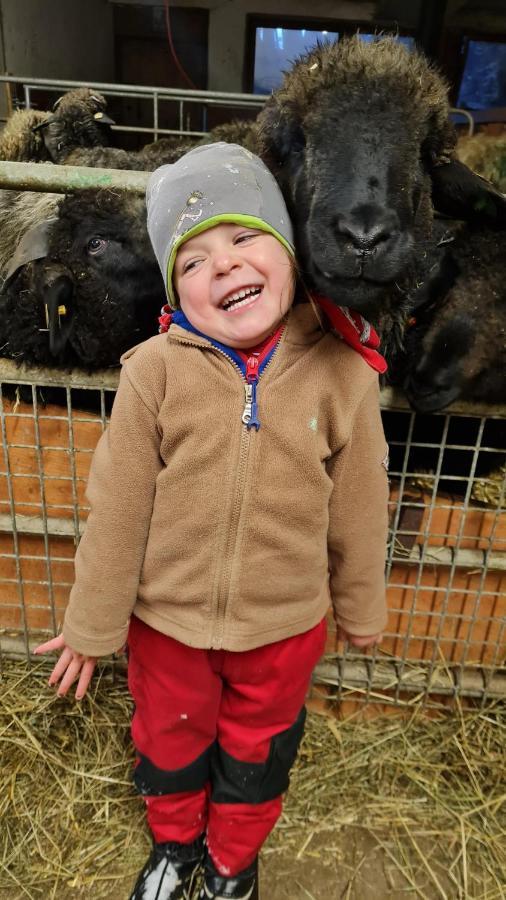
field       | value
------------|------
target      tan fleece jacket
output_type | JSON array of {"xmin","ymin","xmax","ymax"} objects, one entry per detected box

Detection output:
[{"xmin": 63, "ymin": 303, "xmax": 389, "ymax": 658}]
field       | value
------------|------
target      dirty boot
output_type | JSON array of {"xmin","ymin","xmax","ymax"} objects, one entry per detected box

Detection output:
[
  {"xmin": 130, "ymin": 834, "xmax": 205, "ymax": 899},
  {"xmin": 199, "ymin": 856, "xmax": 258, "ymax": 899}
]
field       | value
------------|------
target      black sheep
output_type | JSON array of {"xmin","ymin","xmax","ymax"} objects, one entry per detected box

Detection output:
[
  {"xmin": 256, "ymin": 36, "xmax": 506, "ymax": 361},
  {"xmin": 403, "ymin": 224, "xmax": 506, "ymax": 412},
  {"xmin": 0, "ymin": 190, "xmax": 164, "ymax": 368}
]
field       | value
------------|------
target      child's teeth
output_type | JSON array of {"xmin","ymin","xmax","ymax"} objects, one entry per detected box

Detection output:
[
  {"xmin": 224, "ymin": 288, "xmax": 261, "ymax": 312},
  {"xmin": 223, "ymin": 286, "xmax": 261, "ymax": 310}
]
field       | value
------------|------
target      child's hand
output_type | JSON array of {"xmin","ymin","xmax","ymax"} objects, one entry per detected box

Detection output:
[
  {"xmin": 338, "ymin": 629, "xmax": 383, "ymax": 648},
  {"xmin": 33, "ymin": 634, "xmax": 97, "ymax": 700}
]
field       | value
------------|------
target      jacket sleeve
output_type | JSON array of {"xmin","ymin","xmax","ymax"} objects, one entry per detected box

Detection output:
[
  {"xmin": 62, "ymin": 361, "xmax": 164, "ymax": 657},
  {"xmin": 327, "ymin": 378, "xmax": 389, "ymax": 636}
]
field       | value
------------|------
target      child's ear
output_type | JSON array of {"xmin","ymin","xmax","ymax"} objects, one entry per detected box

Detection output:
[{"xmin": 430, "ymin": 157, "xmax": 506, "ymax": 228}]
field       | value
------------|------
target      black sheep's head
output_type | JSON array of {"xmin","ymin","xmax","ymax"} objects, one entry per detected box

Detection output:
[
  {"xmin": 1, "ymin": 190, "xmax": 165, "ymax": 369},
  {"xmin": 257, "ymin": 35, "xmax": 506, "ymax": 324},
  {"xmin": 33, "ymin": 89, "xmax": 115, "ymax": 164},
  {"xmin": 42, "ymin": 190, "xmax": 165, "ymax": 367}
]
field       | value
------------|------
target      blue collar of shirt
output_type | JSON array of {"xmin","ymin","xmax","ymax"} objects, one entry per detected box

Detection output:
[{"xmin": 170, "ymin": 309, "xmax": 280, "ymax": 378}]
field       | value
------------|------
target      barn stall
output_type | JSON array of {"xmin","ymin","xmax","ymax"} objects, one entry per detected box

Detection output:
[{"xmin": 0, "ymin": 76, "xmax": 504, "ymax": 900}]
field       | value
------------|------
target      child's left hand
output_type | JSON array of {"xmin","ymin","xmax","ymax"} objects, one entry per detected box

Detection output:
[{"xmin": 338, "ymin": 630, "xmax": 383, "ymax": 648}]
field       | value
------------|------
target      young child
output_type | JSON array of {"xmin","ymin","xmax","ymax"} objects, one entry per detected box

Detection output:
[{"xmin": 35, "ymin": 143, "xmax": 389, "ymax": 900}]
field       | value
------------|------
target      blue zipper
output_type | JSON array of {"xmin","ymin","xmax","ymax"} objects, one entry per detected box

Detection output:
[{"xmin": 170, "ymin": 310, "xmax": 280, "ymax": 430}]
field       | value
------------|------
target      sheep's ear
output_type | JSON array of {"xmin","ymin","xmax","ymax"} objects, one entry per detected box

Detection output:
[
  {"xmin": 32, "ymin": 116, "xmax": 55, "ymax": 134},
  {"xmin": 257, "ymin": 102, "xmax": 305, "ymax": 167},
  {"xmin": 2, "ymin": 218, "xmax": 58, "ymax": 291},
  {"xmin": 430, "ymin": 157, "xmax": 506, "ymax": 228}
]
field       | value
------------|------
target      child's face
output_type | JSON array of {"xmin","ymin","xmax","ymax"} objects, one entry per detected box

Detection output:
[{"xmin": 173, "ymin": 223, "xmax": 295, "ymax": 348}]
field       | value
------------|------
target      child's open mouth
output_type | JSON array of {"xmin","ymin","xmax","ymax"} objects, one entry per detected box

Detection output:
[{"xmin": 221, "ymin": 285, "xmax": 263, "ymax": 313}]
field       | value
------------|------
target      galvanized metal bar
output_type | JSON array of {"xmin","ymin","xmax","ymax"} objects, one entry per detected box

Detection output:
[
  {"xmin": 0, "ymin": 358, "xmax": 120, "ymax": 389},
  {"xmin": 31, "ymin": 384, "xmax": 57, "ymax": 634},
  {"xmin": 314, "ymin": 659, "xmax": 506, "ymax": 700},
  {"xmin": 450, "ymin": 107, "xmax": 475, "ymax": 136},
  {"xmin": 65, "ymin": 386, "xmax": 82, "ymax": 546},
  {"xmin": 0, "ymin": 361, "xmax": 503, "ymax": 419},
  {"xmin": 0, "ymin": 160, "xmax": 149, "ymax": 195},
  {"xmin": 0, "ymin": 384, "xmax": 30, "ymax": 660},
  {"xmin": 0, "ymin": 74, "xmax": 266, "ymax": 106},
  {"xmin": 111, "ymin": 124, "xmax": 206, "ymax": 138},
  {"xmin": 153, "ymin": 91, "xmax": 159, "ymax": 142},
  {"xmin": 379, "ymin": 386, "xmax": 505, "ymax": 418}
]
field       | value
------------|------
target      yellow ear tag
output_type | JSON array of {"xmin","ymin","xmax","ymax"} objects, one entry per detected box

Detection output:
[{"xmin": 44, "ymin": 304, "xmax": 67, "ymax": 328}]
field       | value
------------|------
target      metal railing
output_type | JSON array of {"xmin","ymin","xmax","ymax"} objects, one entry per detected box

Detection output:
[
  {"xmin": 0, "ymin": 75, "xmax": 265, "ymax": 141},
  {"xmin": 0, "ymin": 74, "xmax": 475, "ymax": 141}
]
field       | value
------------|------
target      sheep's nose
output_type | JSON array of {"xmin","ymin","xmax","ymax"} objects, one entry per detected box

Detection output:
[{"xmin": 334, "ymin": 206, "xmax": 399, "ymax": 252}]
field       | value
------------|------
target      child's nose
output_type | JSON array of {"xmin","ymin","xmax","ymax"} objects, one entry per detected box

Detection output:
[{"xmin": 213, "ymin": 251, "xmax": 242, "ymax": 276}]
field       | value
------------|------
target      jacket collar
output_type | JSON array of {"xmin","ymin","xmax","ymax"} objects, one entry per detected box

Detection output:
[{"xmin": 166, "ymin": 302, "xmax": 322, "ymax": 351}]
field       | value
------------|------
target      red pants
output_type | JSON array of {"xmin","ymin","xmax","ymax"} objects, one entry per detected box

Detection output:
[{"xmin": 127, "ymin": 615, "xmax": 326, "ymax": 875}]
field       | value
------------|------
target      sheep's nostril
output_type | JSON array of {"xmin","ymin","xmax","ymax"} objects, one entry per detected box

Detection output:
[{"xmin": 333, "ymin": 206, "xmax": 399, "ymax": 252}]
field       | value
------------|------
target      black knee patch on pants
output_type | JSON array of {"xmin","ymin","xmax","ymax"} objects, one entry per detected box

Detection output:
[
  {"xmin": 133, "ymin": 743, "xmax": 213, "ymax": 796},
  {"xmin": 211, "ymin": 706, "xmax": 306, "ymax": 804}
]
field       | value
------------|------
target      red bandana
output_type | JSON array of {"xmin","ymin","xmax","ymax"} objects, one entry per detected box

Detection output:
[{"xmin": 314, "ymin": 294, "xmax": 387, "ymax": 374}]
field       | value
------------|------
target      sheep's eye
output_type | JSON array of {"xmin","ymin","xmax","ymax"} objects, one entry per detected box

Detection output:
[{"xmin": 87, "ymin": 237, "xmax": 108, "ymax": 255}]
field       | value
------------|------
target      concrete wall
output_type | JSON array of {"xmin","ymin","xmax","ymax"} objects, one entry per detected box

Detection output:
[
  {"xmin": 0, "ymin": 0, "xmax": 114, "ymax": 81},
  {"xmin": 111, "ymin": 0, "xmax": 378, "ymax": 92}
]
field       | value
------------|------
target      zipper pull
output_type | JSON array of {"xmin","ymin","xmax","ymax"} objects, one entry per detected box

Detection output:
[
  {"xmin": 242, "ymin": 355, "xmax": 260, "ymax": 429},
  {"xmin": 242, "ymin": 383, "xmax": 252, "ymax": 425},
  {"xmin": 247, "ymin": 380, "xmax": 260, "ymax": 430},
  {"xmin": 241, "ymin": 381, "xmax": 260, "ymax": 429},
  {"xmin": 246, "ymin": 354, "xmax": 259, "ymax": 383}
]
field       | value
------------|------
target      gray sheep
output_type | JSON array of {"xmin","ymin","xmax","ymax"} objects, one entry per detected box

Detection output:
[
  {"xmin": 0, "ymin": 89, "xmax": 114, "ymax": 163},
  {"xmin": 64, "ymin": 135, "xmax": 196, "ymax": 171}
]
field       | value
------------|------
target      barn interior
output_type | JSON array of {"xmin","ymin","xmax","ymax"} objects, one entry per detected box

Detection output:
[{"xmin": 0, "ymin": 2, "xmax": 505, "ymax": 899}]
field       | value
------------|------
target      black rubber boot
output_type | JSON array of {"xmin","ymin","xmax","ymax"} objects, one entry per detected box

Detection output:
[
  {"xmin": 129, "ymin": 834, "xmax": 205, "ymax": 900},
  {"xmin": 198, "ymin": 856, "xmax": 258, "ymax": 900}
]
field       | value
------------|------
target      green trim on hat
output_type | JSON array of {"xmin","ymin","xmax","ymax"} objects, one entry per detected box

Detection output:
[{"xmin": 166, "ymin": 214, "xmax": 295, "ymax": 308}]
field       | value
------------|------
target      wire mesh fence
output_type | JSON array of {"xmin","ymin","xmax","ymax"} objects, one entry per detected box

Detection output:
[{"xmin": 0, "ymin": 363, "xmax": 504, "ymax": 709}]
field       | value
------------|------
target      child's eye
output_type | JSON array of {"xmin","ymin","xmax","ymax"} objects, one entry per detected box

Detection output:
[
  {"xmin": 235, "ymin": 232, "xmax": 257, "ymax": 244},
  {"xmin": 182, "ymin": 259, "xmax": 201, "ymax": 274}
]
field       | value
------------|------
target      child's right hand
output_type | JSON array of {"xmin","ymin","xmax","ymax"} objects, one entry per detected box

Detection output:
[{"xmin": 33, "ymin": 634, "xmax": 97, "ymax": 700}]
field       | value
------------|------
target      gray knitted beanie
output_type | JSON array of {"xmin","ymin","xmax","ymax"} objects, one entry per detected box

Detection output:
[{"xmin": 146, "ymin": 142, "xmax": 295, "ymax": 308}]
